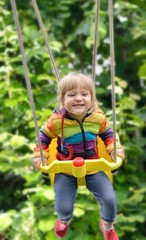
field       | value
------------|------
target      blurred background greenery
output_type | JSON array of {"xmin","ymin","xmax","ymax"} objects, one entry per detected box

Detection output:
[{"xmin": 0, "ymin": 0, "xmax": 146, "ymax": 239}]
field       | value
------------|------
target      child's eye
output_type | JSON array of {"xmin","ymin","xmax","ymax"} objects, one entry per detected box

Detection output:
[
  {"xmin": 82, "ymin": 92, "xmax": 89, "ymax": 96},
  {"xmin": 68, "ymin": 93, "xmax": 75, "ymax": 97}
]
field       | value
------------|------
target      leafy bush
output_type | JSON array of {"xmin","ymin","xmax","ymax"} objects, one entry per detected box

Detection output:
[{"xmin": 0, "ymin": 0, "xmax": 146, "ymax": 239}]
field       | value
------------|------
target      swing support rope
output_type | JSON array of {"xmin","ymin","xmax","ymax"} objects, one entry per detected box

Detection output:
[
  {"xmin": 31, "ymin": 0, "xmax": 60, "ymax": 82},
  {"xmin": 92, "ymin": 0, "xmax": 100, "ymax": 83},
  {"xmin": 92, "ymin": 0, "xmax": 117, "ymax": 161},
  {"xmin": 11, "ymin": 0, "xmax": 117, "ymax": 164},
  {"xmin": 10, "ymin": 0, "xmax": 45, "ymax": 165},
  {"xmin": 108, "ymin": 0, "xmax": 117, "ymax": 161}
]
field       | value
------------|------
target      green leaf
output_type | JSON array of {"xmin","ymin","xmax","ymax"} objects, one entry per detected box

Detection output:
[
  {"xmin": 41, "ymin": 188, "xmax": 55, "ymax": 201},
  {"xmin": 38, "ymin": 219, "xmax": 54, "ymax": 232},
  {"xmin": 0, "ymin": 213, "xmax": 12, "ymax": 231},
  {"xmin": 138, "ymin": 63, "xmax": 146, "ymax": 80},
  {"xmin": 124, "ymin": 193, "xmax": 144, "ymax": 206},
  {"xmin": 74, "ymin": 207, "xmax": 85, "ymax": 217},
  {"xmin": 135, "ymin": 49, "xmax": 146, "ymax": 57},
  {"xmin": 8, "ymin": 135, "xmax": 28, "ymax": 149}
]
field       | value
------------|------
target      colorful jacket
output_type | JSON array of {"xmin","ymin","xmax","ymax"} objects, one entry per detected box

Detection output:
[
  {"xmin": 34, "ymin": 109, "xmax": 122, "ymax": 160},
  {"xmin": 34, "ymin": 108, "xmax": 122, "ymax": 161}
]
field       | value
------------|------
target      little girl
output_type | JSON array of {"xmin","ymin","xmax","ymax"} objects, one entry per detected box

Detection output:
[{"xmin": 34, "ymin": 72, "xmax": 124, "ymax": 239}]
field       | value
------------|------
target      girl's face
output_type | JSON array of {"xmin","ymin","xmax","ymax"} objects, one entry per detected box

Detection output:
[{"xmin": 63, "ymin": 87, "xmax": 92, "ymax": 122}]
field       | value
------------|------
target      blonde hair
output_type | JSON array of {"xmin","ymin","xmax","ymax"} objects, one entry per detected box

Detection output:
[{"xmin": 57, "ymin": 72, "xmax": 98, "ymax": 110}]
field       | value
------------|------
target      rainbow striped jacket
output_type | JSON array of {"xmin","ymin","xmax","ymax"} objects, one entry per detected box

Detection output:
[{"xmin": 34, "ymin": 108, "xmax": 122, "ymax": 160}]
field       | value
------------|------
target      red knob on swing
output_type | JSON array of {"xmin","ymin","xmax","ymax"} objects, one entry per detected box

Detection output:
[{"xmin": 73, "ymin": 157, "xmax": 85, "ymax": 167}]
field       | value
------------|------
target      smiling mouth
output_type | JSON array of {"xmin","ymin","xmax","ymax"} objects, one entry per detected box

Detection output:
[{"xmin": 73, "ymin": 104, "xmax": 84, "ymax": 106}]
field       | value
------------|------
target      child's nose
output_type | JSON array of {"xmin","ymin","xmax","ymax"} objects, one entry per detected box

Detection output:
[{"xmin": 76, "ymin": 94, "xmax": 82, "ymax": 100}]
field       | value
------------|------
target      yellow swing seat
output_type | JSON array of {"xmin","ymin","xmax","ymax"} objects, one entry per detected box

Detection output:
[{"xmin": 40, "ymin": 137, "xmax": 122, "ymax": 186}]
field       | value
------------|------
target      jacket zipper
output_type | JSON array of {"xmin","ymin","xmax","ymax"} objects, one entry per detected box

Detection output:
[
  {"xmin": 61, "ymin": 111, "xmax": 88, "ymax": 158},
  {"xmin": 77, "ymin": 120, "xmax": 87, "ymax": 159}
]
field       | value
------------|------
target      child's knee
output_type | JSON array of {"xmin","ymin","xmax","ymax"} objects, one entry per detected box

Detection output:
[{"xmin": 55, "ymin": 204, "xmax": 73, "ymax": 220}]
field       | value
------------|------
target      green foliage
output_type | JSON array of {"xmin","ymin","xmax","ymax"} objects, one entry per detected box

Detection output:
[{"xmin": 0, "ymin": 0, "xmax": 146, "ymax": 239}]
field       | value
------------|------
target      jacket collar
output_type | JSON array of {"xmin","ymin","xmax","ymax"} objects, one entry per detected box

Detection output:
[{"xmin": 54, "ymin": 108, "xmax": 92, "ymax": 121}]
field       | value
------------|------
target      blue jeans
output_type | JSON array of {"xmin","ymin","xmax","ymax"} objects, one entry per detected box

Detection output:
[{"xmin": 54, "ymin": 172, "xmax": 117, "ymax": 222}]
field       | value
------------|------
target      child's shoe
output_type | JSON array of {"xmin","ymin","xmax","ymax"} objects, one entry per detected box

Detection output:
[
  {"xmin": 54, "ymin": 218, "xmax": 70, "ymax": 238},
  {"xmin": 100, "ymin": 220, "xmax": 119, "ymax": 240}
]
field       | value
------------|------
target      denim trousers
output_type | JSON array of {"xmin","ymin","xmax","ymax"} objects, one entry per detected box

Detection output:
[{"xmin": 54, "ymin": 171, "xmax": 117, "ymax": 222}]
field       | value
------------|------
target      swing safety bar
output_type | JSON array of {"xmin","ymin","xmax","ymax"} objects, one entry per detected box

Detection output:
[{"xmin": 40, "ymin": 157, "xmax": 122, "ymax": 186}]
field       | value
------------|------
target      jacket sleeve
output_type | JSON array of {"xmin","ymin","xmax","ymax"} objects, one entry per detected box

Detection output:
[
  {"xmin": 33, "ymin": 114, "xmax": 58, "ymax": 158},
  {"xmin": 98, "ymin": 114, "xmax": 123, "ymax": 154},
  {"xmin": 33, "ymin": 132, "xmax": 51, "ymax": 158}
]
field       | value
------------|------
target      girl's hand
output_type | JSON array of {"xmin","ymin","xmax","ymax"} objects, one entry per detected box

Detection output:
[
  {"xmin": 110, "ymin": 148, "xmax": 125, "ymax": 161},
  {"xmin": 33, "ymin": 157, "xmax": 48, "ymax": 170}
]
